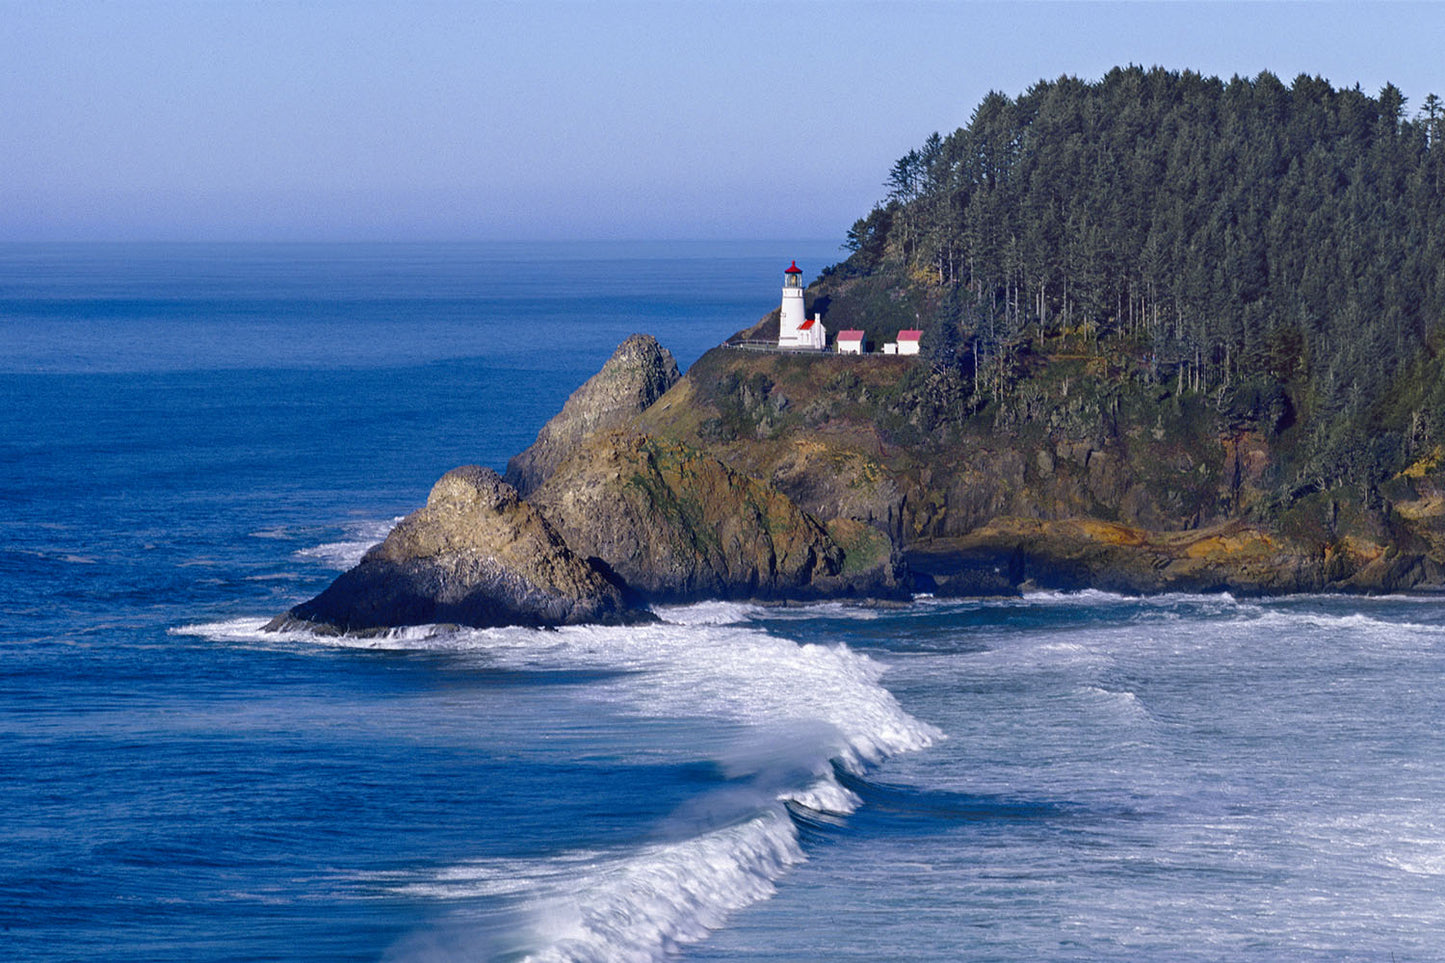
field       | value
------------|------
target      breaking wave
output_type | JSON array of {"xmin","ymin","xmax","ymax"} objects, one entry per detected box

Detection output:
[
  {"xmin": 384, "ymin": 811, "xmax": 805, "ymax": 962},
  {"xmin": 179, "ymin": 603, "xmax": 941, "ymax": 961}
]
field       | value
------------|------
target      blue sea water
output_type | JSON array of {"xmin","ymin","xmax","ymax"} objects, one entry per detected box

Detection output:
[{"xmin": 2, "ymin": 242, "xmax": 1443, "ymax": 962}]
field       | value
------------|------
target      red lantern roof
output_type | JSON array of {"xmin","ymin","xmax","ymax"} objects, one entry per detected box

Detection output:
[{"xmin": 784, "ymin": 260, "xmax": 802, "ymax": 274}]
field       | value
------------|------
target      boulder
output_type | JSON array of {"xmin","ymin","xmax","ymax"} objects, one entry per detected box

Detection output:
[{"xmin": 268, "ymin": 466, "xmax": 649, "ymax": 633}]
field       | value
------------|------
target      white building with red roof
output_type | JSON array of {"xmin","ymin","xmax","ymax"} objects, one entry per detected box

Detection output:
[
  {"xmin": 776, "ymin": 260, "xmax": 827, "ymax": 351},
  {"xmin": 883, "ymin": 329, "xmax": 923, "ymax": 355},
  {"xmin": 837, "ymin": 330, "xmax": 866, "ymax": 354}
]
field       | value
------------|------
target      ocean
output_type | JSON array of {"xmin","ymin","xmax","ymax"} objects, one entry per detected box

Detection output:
[{"xmin": 2, "ymin": 242, "xmax": 1442, "ymax": 962}]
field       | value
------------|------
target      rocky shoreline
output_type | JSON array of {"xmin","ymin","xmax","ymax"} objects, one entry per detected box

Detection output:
[{"xmin": 270, "ymin": 334, "xmax": 1445, "ymax": 633}]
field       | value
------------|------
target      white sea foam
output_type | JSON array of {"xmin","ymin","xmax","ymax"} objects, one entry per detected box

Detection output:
[
  {"xmin": 1277, "ymin": 608, "xmax": 1445, "ymax": 632},
  {"xmin": 650, "ymin": 600, "xmax": 760, "ymax": 626},
  {"xmin": 1079, "ymin": 684, "xmax": 1155, "ymax": 726},
  {"xmin": 652, "ymin": 598, "xmax": 890, "ymax": 625},
  {"xmin": 221, "ymin": 617, "xmax": 944, "ymax": 767},
  {"xmin": 750, "ymin": 600, "xmax": 886, "ymax": 621},
  {"xmin": 781, "ymin": 776, "xmax": 862, "ymax": 815},
  {"xmin": 1016, "ymin": 589, "xmax": 1268, "ymax": 621},
  {"xmin": 185, "ymin": 615, "xmax": 941, "ymax": 762},
  {"xmin": 175, "ymin": 617, "xmax": 313, "ymax": 645},
  {"xmin": 185, "ymin": 605, "xmax": 940, "ymax": 962},
  {"xmin": 1020, "ymin": 587, "xmax": 1140, "ymax": 605},
  {"xmin": 175, "ymin": 618, "xmax": 281, "ymax": 641},
  {"xmin": 295, "ymin": 517, "xmax": 404, "ymax": 569},
  {"xmin": 1383, "ymin": 842, "xmax": 1445, "ymax": 877}
]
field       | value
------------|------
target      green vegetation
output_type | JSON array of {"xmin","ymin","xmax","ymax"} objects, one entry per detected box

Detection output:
[{"xmin": 814, "ymin": 66, "xmax": 1445, "ymax": 507}]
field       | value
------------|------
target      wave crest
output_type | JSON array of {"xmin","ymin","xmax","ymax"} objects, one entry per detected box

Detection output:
[{"xmin": 388, "ymin": 811, "xmax": 803, "ymax": 962}]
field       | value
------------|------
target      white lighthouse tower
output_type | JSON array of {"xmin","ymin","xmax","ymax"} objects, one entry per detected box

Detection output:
[{"xmin": 776, "ymin": 260, "xmax": 826, "ymax": 350}]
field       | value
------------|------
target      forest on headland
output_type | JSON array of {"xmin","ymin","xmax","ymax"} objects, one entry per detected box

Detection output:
[{"xmin": 814, "ymin": 66, "xmax": 1445, "ymax": 508}]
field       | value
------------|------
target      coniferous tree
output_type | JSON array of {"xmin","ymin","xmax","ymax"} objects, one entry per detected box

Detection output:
[{"xmin": 817, "ymin": 68, "xmax": 1445, "ymax": 502}]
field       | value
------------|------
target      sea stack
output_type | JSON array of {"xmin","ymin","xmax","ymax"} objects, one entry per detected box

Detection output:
[{"xmin": 267, "ymin": 466, "xmax": 650, "ymax": 633}]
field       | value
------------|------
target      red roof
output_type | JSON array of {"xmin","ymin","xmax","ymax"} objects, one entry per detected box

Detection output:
[
  {"xmin": 799, "ymin": 318, "xmax": 816, "ymax": 330},
  {"xmin": 838, "ymin": 330, "xmax": 865, "ymax": 341},
  {"xmin": 784, "ymin": 260, "xmax": 802, "ymax": 274},
  {"xmin": 898, "ymin": 329, "xmax": 923, "ymax": 341}
]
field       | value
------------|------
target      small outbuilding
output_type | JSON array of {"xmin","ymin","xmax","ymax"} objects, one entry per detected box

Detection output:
[{"xmin": 837, "ymin": 330, "xmax": 865, "ymax": 355}]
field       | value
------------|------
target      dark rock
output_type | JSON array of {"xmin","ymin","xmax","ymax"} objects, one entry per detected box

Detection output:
[
  {"xmin": 272, "ymin": 327, "xmax": 1445, "ymax": 632},
  {"xmin": 918, "ymin": 517, "xmax": 1345, "ymax": 596}
]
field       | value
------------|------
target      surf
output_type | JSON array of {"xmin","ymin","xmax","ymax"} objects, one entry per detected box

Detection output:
[{"xmin": 180, "ymin": 602, "xmax": 942, "ymax": 961}]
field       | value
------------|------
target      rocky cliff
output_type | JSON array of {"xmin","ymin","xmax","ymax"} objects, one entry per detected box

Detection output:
[
  {"xmin": 530, "ymin": 431, "xmax": 901, "ymax": 602},
  {"xmin": 628, "ymin": 343, "xmax": 1445, "ymax": 596},
  {"xmin": 268, "ymin": 466, "xmax": 649, "ymax": 633},
  {"xmin": 271, "ymin": 336, "xmax": 903, "ymax": 634},
  {"xmin": 272, "ymin": 328, "xmax": 1445, "ymax": 635},
  {"xmin": 505, "ymin": 333, "xmax": 680, "ymax": 496}
]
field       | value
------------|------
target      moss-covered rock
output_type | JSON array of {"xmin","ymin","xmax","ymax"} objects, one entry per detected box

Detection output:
[
  {"xmin": 638, "ymin": 342, "xmax": 1445, "ymax": 596},
  {"xmin": 531, "ymin": 432, "xmax": 903, "ymax": 602}
]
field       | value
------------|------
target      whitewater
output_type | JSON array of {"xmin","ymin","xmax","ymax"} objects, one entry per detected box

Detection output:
[
  {"xmin": 3, "ymin": 242, "xmax": 1443, "ymax": 961},
  {"xmin": 181, "ymin": 598, "xmax": 942, "ymax": 962},
  {"xmin": 169, "ymin": 588, "xmax": 1445, "ymax": 962}
]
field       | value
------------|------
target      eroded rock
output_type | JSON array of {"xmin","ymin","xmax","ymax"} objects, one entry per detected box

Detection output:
[
  {"xmin": 268, "ymin": 466, "xmax": 649, "ymax": 633},
  {"xmin": 505, "ymin": 333, "xmax": 680, "ymax": 496}
]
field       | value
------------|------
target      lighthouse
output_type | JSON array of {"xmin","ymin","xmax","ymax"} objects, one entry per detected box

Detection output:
[{"xmin": 776, "ymin": 260, "xmax": 826, "ymax": 350}]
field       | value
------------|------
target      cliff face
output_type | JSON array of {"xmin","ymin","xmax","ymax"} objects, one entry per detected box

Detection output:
[
  {"xmin": 269, "ymin": 347, "xmax": 904, "ymax": 632},
  {"xmin": 530, "ymin": 431, "xmax": 901, "ymax": 602},
  {"xmin": 632, "ymin": 345, "xmax": 1445, "ymax": 595},
  {"xmin": 505, "ymin": 333, "xmax": 680, "ymax": 496},
  {"xmin": 269, "ymin": 466, "xmax": 649, "ymax": 633}
]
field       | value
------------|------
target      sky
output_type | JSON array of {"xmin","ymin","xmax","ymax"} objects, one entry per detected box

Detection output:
[{"xmin": 4, "ymin": 1, "xmax": 1444, "ymax": 243}]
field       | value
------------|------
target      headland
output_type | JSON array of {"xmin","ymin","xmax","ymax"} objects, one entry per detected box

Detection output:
[{"xmin": 272, "ymin": 67, "xmax": 1445, "ymax": 631}]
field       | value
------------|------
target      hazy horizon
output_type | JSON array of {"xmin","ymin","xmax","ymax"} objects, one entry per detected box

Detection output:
[{"xmin": 6, "ymin": 1, "xmax": 1444, "ymax": 244}]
